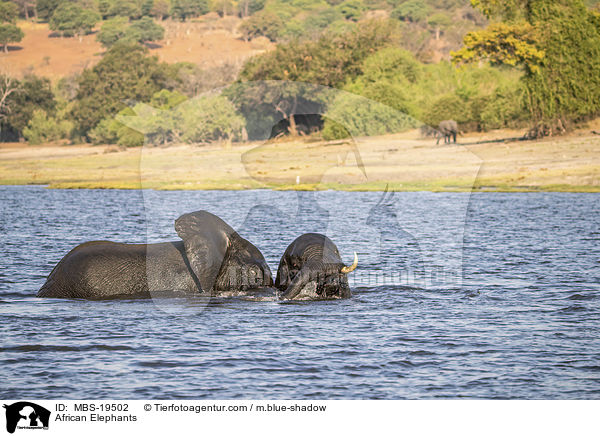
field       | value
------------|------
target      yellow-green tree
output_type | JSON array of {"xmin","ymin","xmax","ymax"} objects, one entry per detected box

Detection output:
[{"xmin": 453, "ymin": 0, "xmax": 600, "ymax": 135}]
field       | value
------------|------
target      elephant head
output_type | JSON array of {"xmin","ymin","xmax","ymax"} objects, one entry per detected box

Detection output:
[
  {"xmin": 275, "ymin": 233, "xmax": 357, "ymax": 300},
  {"xmin": 174, "ymin": 211, "xmax": 273, "ymax": 294}
]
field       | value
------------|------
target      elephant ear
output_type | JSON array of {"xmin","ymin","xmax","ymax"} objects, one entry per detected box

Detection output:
[{"xmin": 174, "ymin": 211, "xmax": 235, "ymax": 294}]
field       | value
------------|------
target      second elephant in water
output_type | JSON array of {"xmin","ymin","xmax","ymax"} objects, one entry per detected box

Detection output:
[{"xmin": 275, "ymin": 233, "xmax": 357, "ymax": 300}]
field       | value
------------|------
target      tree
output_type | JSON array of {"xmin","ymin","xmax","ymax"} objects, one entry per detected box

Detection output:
[
  {"xmin": 231, "ymin": 20, "xmax": 401, "ymax": 138},
  {"xmin": 238, "ymin": 0, "xmax": 265, "ymax": 17},
  {"xmin": 23, "ymin": 109, "xmax": 73, "ymax": 144},
  {"xmin": 128, "ymin": 17, "xmax": 165, "ymax": 43},
  {"xmin": 108, "ymin": 0, "xmax": 142, "ymax": 19},
  {"xmin": 170, "ymin": 0, "xmax": 208, "ymax": 20},
  {"xmin": 336, "ymin": 0, "xmax": 365, "ymax": 21},
  {"xmin": 97, "ymin": 16, "xmax": 164, "ymax": 48},
  {"xmin": 391, "ymin": 0, "xmax": 431, "ymax": 23},
  {"xmin": 142, "ymin": 0, "xmax": 154, "ymax": 16},
  {"xmin": 0, "ymin": 74, "xmax": 55, "ymax": 140},
  {"xmin": 97, "ymin": 16, "xmax": 130, "ymax": 47},
  {"xmin": 0, "ymin": 74, "xmax": 21, "ymax": 127},
  {"xmin": 36, "ymin": 0, "xmax": 61, "ymax": 21},
  {"xmin": 0, "ymin": 1, "xmax": 18, "ymax": 22},
  {"xmin": 70, "ymin": 43, "xmax": 176, "ymax": 136},
  {"xmin": 428, "ymin": 12, "xmax": 452, "ymax": 40},
  {"xmin": 49, "ymin": 3, "xmax": 100, "ymax": 39},
  {"xmin": 11, "ymin": 0, "xmax": 36, "ymax": 20},
  {"xmin": 0, "ymin": 23, "xmax": 23, "ymax": 52},
  {"xmin": 238, "ymin": 10, "xmax": 284, "ymax": 41},
  {"xmin": 453, "ymin": 0, "xmax": 600, "ymax": 134},
  {"xmin": 151, "ymin": 0, "xmax": 170, "ymax": 19}
]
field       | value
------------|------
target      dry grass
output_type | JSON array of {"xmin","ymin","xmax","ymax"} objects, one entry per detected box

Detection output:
[
  {"xmin": 1, "ymin": 128, "xmax": 599, "ymax": 192},
  {"xmin": 0, "ymin": 17, "xmax": 273, "ymax": 79}
]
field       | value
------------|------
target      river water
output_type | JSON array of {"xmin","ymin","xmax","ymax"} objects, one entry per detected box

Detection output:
[{"xmin": 1, "ymin": 186, "xmax": 598, "ymax": 399}]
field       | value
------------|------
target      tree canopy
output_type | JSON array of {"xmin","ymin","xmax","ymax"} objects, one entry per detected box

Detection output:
[
  {"xmin": 0, "ymin": 22, "xmax": 23, "ymax": 52},
  {"xmin": 49, "ymin": 3, "xmax": 100, "ymax": 37},
  {"xmin": 453, "ymin": 0, "xmax": 600, "ymax": 134},
  {"xmin": 70, "ymin": 43, "xmax": 176, "ymax": 137}
]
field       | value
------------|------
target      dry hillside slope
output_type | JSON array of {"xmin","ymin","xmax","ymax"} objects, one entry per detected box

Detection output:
[{"xmin": 0, "ymin": 16, "xmax": 273, "ymax": 79}]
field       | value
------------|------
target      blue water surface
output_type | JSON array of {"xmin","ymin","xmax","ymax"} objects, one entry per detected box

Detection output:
[{"xmin": 0, "ymin": 186, "xmax": 598, "ymax": 399}]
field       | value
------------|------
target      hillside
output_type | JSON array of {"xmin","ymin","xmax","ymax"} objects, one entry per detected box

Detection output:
[{"xmin": 0, "ymin": 16, "xmax": 273, "ymax": 79}]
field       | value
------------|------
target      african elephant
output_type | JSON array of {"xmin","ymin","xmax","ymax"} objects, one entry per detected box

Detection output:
[
  {"xmin": 436, "ymin": 119, "xmax": 459, "ymax": 144},
  {"xmin": 275, "ymin": 233, "xmax": 357, "ymax": 300},
  {"xmin": 37, "ymin": 211, "xmax": 273, "ymax": 299}
]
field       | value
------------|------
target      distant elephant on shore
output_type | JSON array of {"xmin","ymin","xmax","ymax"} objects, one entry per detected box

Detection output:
[
  {"xmin": 37, "ymin": 211, "xmax": 273, "ymax": 299},
  {"xmin": 436, "ymin": 120, "xmax": 459, "ymax": 144},
  {"xmin": 275, "ymin": 233, "xmax": 357, "ymax": 300}
]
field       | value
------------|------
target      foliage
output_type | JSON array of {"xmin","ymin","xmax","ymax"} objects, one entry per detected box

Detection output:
[
  {"xmin": 49, "ymin": 3, "xmax": 100, "ymax": 37},
  {"xmin": 336, "ymin": 0, "xmax": 365, "ymax": 21},
  {"xmin": 70, "ymin": 43, "xmax": 176, "ymax": 137},
  {"xmin": 88, "ymin": 107, "xmax": 145, "ymax": 147},
  {"xmin": 239, "ymin": 19, "xmax": 401, "ymax": 86},
  {"xmin": 0, "ymin": 75, "xmax": 56, "ymax": 140},
  {"xmin": 322, "ymin": 92, "xmax": 418, "ymax": 139},
  {"xmin": 97, "ymin": 16, "xmax": 166, "ymax": 49},
  {"xmin": 151, "ymin": 0, "xmax": 171, "ymax": 19},
  {"xmin": 23, "ymin": 109, "xmax": 73, "ymax": 144},
  {"xmin": 232, "ymin": 20, "xmax": 402, "ymax": 139},
  {"xmin": 452, "ymin": 22, "xmax": 544, "ymax": 71},
  {"xmin": 238, "ymin": 0, "xmax": 266, "ymax": 17},
  {"xmin": 36, "ymin": 0, "xmax": 62, "ymax": 21},
  {"xmin": 0, "ymin": 22, "xmax": 23, "ymax": 51},
  {"xmin": 92, "ymin": 91, "xmax": 245, "ymax": 146},
  {"xmin": 129, "ymin": 17, "xmax": 165, "ymax": 43},
  {"xmin": 238, "ymin": 10, "xmax": 284, "ymax": 41},
  {"xmin": 108, "ymin": 0, "xmax": 143, "ymax": 19},
  {"xmin": 0, "ymin": 1, "xmax": 18, "ymax": 23},
  {"xmin": 391, "ymin": 0, "xmax": 431, "ymax": 22},
  {"xmin": 454, "ymin": 0, "xmax": 600, "ymax": 133},
  {"xmin": 170, "ymin": 0, "xmax": 209, "ymax": 20},
  {"xmin": 97, "ymin": 16, "xmax": 130, "ymax": 47}
]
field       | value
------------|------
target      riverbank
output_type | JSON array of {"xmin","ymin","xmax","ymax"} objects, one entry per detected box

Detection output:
[{"xmin": 1, "ymin": 128, "xmax": 599, "ymax": 192}]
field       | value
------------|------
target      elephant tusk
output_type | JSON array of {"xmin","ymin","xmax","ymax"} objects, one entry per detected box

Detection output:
[{"xmin": 340, "ymin": 252, "xmax": 358, "ymax": 274}]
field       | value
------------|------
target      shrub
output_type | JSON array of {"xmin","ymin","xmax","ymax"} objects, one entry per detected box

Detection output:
[
  {"xmin": 50, "ymin": 3, "xmax": 100, "ymax": 37},
  {"xmin": 238, "ymin": 10, "xmax": 284, "ymax": 41},
  {"xmin": 322, "ymin": 92, "xmax": 417, "ymax": 140},
  {"xmin": 23, "ymin": 110, "xmax": 73, "ymax": 144}
]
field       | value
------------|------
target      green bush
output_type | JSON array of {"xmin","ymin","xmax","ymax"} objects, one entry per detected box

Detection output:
[
  {"xmin": 178, "ymin": 95, "xmax": 246, "ymax": 143},
  {"xmin": 89, "ymin": 108, "xmax": 145, "ymax": 147},
  {"xmin": 50, "ymin": 3, "xmax": 100, "ymax": 37},
  {"xmin": 239, "ymin": 10, "xmax": 284, "ymax": 41},
  {"xmin": 92, "ymin": 91, "xmax": 244, "ymax": 146},
  {"xmin": 98, "ymin": 17, "xmax": 165, "ymax": 48},
  {"xmin": 336, "ymin": 0, "xmax": 365, "ymax": 21},
  {"xmin": 391, "ymin": 0, "xmax": 431, "ymax": 23},
  {"xmin": 70, "ymin": 43, "xmax": 176, "ymax": 137},
  {"xmin": 23, "ymin": 110, "xmax": 73, "ymax": 145},
  {"xmin": 0, "ymin": 1, "xmax": 18, "ymax": 23},
  {"xmin": 322, "ymin": 92, "xmax": 417, "ymax": 140},
  {"xmin": 0, "ymin": 23, "xmax": 23, "ymax": 52},
  {"xmin": 170, "ymin": 0, "xmax": 209, "ymax": 20}
]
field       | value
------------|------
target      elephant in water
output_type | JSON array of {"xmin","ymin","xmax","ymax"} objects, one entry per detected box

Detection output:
[
  {"xmin": 275, "ymin": 233, "xmax": 357, "ymax": 300},
  {"xmin": 436, "ymin": 119, "xmax": 459, "ymax": 144},
  {"xmin": 37, "ymin": 211, "xmax": 273, "ymax": 299}
]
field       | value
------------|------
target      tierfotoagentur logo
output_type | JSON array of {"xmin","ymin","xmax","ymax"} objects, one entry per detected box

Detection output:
[{"xmin": 3, "ymin": 402, "xmax": 50, "ymax": 434}]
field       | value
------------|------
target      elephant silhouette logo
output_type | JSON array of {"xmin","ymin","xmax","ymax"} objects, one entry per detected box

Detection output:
[{"xmin": 3, "ymin": 402, "xmax": 50, "ymax": 433}]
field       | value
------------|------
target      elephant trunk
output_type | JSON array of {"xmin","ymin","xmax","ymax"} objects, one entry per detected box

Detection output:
[{"xmin": 281, "ymin": 266, "xmax": 312, "ymax": 300}]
